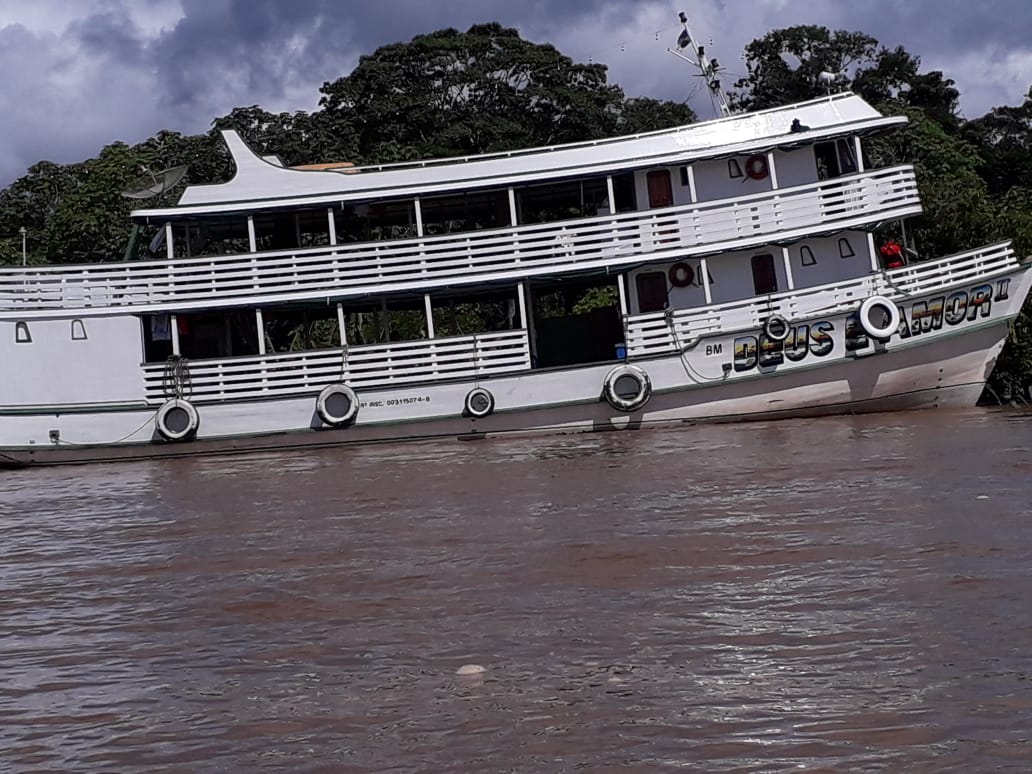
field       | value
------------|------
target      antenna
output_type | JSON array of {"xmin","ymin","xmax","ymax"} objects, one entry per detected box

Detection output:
[
  {"xmin": 668, "ymin": 11, "xmax": 732, "ymax": 118},
  {"xmin": 120, "ymin": 164, "xmax": 189, "ymax": 199}
]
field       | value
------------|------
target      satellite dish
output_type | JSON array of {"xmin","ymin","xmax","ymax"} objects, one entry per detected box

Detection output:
[{"xmin": 121, "ymin": 164, "xmax": 189, "ymax": 199}]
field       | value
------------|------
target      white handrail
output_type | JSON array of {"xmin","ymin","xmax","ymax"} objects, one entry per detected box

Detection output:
[
  {"xmin": 625, "ymin": 242, "xmax": 1020, "ymax": 355},
  {"xmin": 1, "ymin": 166, "xmax": 920, "ymax": 315},
  {"xmin": 142, "ymin": 329, "xmax": 531, "ymax": 404}
]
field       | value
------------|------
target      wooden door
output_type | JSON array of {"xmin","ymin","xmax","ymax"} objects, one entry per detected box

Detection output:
[{"xmin": 646, "ymin": 170, "xmax": 673, "ymax": 208}]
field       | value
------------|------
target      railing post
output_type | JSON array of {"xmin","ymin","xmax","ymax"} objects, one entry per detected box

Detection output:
[
  {"xmin": 170, "ymin": 314, "xmax": 181, "ymax": 356},
  {"xmin": 508, "ymin": 187, "xmax": 521, "ymax": 264},
  {"xmin": 700, "ymin": 258, "xmax": 713, "ymax": 304},
  {"xmin": 781, "ymin": 246, "xmax": 795, "ymax": 291},
  {"xmin": 867, "ymin": 232, "xmax": 880, "ymax": 274}
]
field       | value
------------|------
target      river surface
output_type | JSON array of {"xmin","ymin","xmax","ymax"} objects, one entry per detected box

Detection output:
[{"xmin": 1, "ymin": 409, "xmax": 1031, "ymax": 772}]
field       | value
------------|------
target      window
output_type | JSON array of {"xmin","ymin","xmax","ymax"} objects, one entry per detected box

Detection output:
[
  {"xmin": 751, "ymin": 254, "xmax": 778, "ymax": 295},
  {"xmin": 839, "ymin": 238, "xmax": 855, "ymax": 258},
  {"xmin": 815, "ymin": 139, "xmax": 860, "ymax": 180},
  {"xmin": 800, "ymin": 246, "xmax": 817, "ymax": 266},
  {"xmin": 728, "ymin": 159, "xmax": 743, "ymax": 179},
  {"xmin": 15, "ymin": 322, "xmax": 31, "ymax": 343},
  {"xmin": 516, "ymin": 177, "xmax": 610, "ymax": 224},
  {"xmin": 635, "ymin": 272, "xmax": 669, "ymax": 313},
  {"xmin": 679, "ymin": 167, "xmax": 690, "ymax": 187},
  {"xmin": 71, "ymin": 320, "xmax": 87, "ymax": 340}
]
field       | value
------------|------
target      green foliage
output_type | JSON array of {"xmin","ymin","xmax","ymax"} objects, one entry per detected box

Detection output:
[
  {"xmin": 1, "ymin": 22, "xmax": 693, "ymax": 265},
  {"xmin": 318, "ymin": 22, "xmax": 632, "ymax": 162},
  {"xmin": 962, "ymin": 86, "xmax": 1032, "ymax": 194},
  {"xmin": 865, "ymin": 104, "xmax": 993, "ymax": 257},
  {"xmin": 1, "ymin": 20, "xmax": 1032, "ymax": 402},
  {"xmin": 731, "ymin": 25, "xmax": 959, "ymax": 126}
]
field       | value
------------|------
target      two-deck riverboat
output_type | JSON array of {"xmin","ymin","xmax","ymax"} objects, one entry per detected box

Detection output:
[{"xmin": 1, "ymin": 81, "xmax": 1029, "ymax": 466}]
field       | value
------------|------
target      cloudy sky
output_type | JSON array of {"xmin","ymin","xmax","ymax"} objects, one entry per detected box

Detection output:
[{"xmin": 1, "ymin": 0, "xmax": 1029, "ymax": 187}]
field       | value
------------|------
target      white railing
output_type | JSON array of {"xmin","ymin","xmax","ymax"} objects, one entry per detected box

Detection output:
[
  {"xmin": 142, "ymin": 329, "xmax": 531, "ymax": 404},
  {"xmin": 625, "ymin": 242, "xmax": 1021, "ymax": 356},
  {"xmin": 0, "ymin": 166, "xmax": 921, "ymax": 315}
]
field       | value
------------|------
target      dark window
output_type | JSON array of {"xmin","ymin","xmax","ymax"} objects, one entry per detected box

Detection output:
[
  {"xmin": 421, "ymin": 190, "xmax": 511, "ymax": 235},
  {"xmin": 728, "ymin": 159, "xmax": 743, "ymax": 178},
  {"xmin": 636, "ymin": 271, "xmax": 668, "ymax": 313},
  {"xmin": 516, "ymin": 177, "xmax": 609, "ymax": 224},
  {"xmin": 679, "ymin": 167, "xmax": 690, "ymax": 187},
  {"xmin": 800, "ymin": 246, "xmax": 817, "ymax": 266},
  {"xmin": 751, "ymin": 254, "xmax": 778, "ymax": 295},
  {"xmin": 815, "ymin": 139, "xmax": 859, "ymax": 180}
]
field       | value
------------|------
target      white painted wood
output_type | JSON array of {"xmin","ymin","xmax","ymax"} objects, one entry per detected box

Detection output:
[
  {"xmin": 781, "ymin": 246, "xmax": 795, "ymax": 291},
  {"xmin": 0, "ymin": 167, "xmax": 924, "ymax": 318},
  {"xmin": 1, "ymin": 92, "xmax": 1028, "ymax": 465},
  {"xmin": 164, "ymin": 222, "xmax": 173, "ymax": 260},
  {"xmin": 423, "ymin": 294, "xmax": 434, "ymax": 339},
  {"xmin": 256, "ymin": 308, "xmax": 266, "ymax": 355},
  {"xmin": 170, "ymin": 314, "xmax": 180, "ymax": 355},
  {"xmin": 700, "ymin": 258, "xmax": 712, "ymax": 304},
  {"xmin": 150, "ymin": 94, "xmax": 903, "ymax": 217}
]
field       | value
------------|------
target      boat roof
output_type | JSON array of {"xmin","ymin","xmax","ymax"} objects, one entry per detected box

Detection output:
[{"xmin": 133, "ymin": 92, "xmax": 906, "ymax": 222}]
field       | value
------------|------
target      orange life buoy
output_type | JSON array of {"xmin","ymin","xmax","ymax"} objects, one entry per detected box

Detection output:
[
  {"xmin": 745, "ymin": 154, "xmax": 769, "ymax": 180},
  {"xmin": 668, "ymin": 262, "xmax": 695, "ymax": 288}
]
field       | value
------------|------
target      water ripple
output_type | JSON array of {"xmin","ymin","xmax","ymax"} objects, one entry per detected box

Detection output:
[{"xmin": 1, "ymin": 409, "xmax": 1031, "ymax": 770}]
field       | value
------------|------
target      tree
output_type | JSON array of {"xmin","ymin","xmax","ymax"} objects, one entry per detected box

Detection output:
[
  {"xmin": 865, "ymin": 105, "xmax": 994, "ymax": 258},
  {"xmin": 613, "ymin": 97, "xmax": 695, "ymax": 134},
  {"xmin": 731, "ymin": 26, "xmax": 959, "ymax": 128},
  {"xmin": 963, "ymin": 86, "xmax": 1032, "ymax": 194},
  {"xmin": 318, "ymin": 23, "xmax": 631, "ymax": 163},
  {"xmin": 213, "ymin": 106, "xmax": 359, "ymax": 168}
]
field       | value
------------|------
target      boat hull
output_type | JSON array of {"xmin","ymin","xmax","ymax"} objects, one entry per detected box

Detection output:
[{"xmin": 0, "ymin": 315, "xmax": 1012, "ymax": 468}]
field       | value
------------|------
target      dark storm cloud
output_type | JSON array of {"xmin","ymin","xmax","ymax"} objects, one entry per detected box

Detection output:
[
  {"xmin": 69, "ymin": 10, "xmax": 146, "ymax": 63},
  {"xmin": 144, "ymin": 0, "xmax": 607, "ymax": 117},
  {"xmin": 1, "ymin": 0, "xmax": 1030, "ymax": 188}
]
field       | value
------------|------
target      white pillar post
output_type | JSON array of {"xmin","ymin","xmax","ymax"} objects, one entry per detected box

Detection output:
[{"xmin": 256, "ymin": 308, "xmax": 266, "ymax": 355}]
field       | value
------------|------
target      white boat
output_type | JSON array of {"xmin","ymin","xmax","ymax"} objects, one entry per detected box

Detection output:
[{"xmin": 1, "ymin": 33, "xmax": 1029, "ymax": 467}]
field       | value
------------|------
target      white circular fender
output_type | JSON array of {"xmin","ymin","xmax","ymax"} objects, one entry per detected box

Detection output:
[
  {"xmin": 858, "ymin": 295, "xmax": 902, "ymax": 339},
  {"xmin": 464, "ymin": 387, "xmax": 495, "ymax": 418},
  {"xmin": 763, "ymin": 314, "xmax": 791, "ymax": 342},
  {"xmin": 316, "ymin": 383, "xmax": 360, "ymax": 427},
  {"xmin": 155, "ymin": 398, "xmax": 200, "ymax": 442},
  {"xmin": 602, "ymin": 364, "xmax": 652, "ymax": 412}
]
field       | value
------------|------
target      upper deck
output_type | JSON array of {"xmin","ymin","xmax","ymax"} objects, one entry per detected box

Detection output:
[{"xmin": 132, "ymin": 93, "xmax": 905, "ymax": 221}]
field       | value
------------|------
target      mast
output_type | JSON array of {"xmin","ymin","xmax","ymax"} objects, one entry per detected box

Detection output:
[{"xmin": 668, "ymin": 11, "xmax": 732, "ymax": 118}]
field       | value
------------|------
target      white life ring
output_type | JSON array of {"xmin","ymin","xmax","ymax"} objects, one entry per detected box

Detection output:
[
  {"xmin": 155, "ymin": 398, "xmax": 200, "ymax": 442},
  {"xmin": 858, "ymin": 295, "xmax": 901, "ymax": 339},
  {"xmin": 316, "ymin": 383, "xmax": 360, "ymax": 427},
  {"xmin": 763, "ymin": 314, "xmax": 791, "ymax": 342},
  {"xmin": 464, "ymin": 387, "xmax": 495, "ymax": 418},
  {"xmin": 602, "ymin": 364, "xmax": 652, "ymax": 412}
]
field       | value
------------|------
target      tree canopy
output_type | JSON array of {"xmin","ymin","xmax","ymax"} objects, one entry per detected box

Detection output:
[
  {"xmin": 0, "ymin": 23, "xmax": 1030, "ymax": 399},
  {"xmin": 0, "ymin": 23, "xmax": 693, "ymax": 266}
]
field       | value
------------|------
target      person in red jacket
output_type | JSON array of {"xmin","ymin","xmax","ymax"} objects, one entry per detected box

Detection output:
[{"xmin": 880, "ymin": 240, "xmax": 905, "ymax": 269}]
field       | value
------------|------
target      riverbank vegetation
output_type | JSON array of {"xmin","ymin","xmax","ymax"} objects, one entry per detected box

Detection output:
[{"xmin": 1, "ymin": 23, "xmax": 1029, "ymax": 399}]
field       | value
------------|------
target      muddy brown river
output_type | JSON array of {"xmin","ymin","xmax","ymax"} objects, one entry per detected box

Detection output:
[{"xmin": 2, "ymin": 409, "xmax": 1031, "ymax": 771}]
